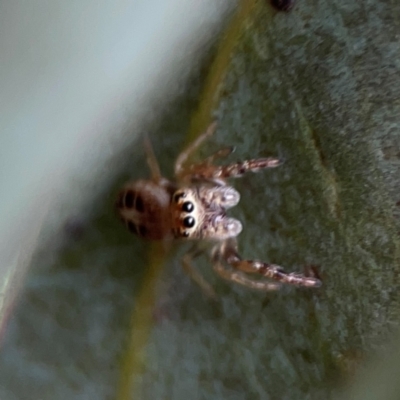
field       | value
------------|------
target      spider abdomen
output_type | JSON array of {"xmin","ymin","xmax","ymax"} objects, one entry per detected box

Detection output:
[{"xmin": 116, "ymin": 179, "xmax": 172, "ymax": 240}]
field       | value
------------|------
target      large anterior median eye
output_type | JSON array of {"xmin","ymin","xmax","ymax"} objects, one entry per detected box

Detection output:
[
  {"xmin": 181, "ymin": 201, "xmax": 194, "ymax": 212},
  {"xmin": 183, "ymin": 216, "xmax": 195, "ymax": 228}
]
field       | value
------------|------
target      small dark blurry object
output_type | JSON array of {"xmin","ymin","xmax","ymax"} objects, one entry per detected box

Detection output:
[{"xmin": 271, "ymin": 0, "xmax": 296, "ymax": 12}]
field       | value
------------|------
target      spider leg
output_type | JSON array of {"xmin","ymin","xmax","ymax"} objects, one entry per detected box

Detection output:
[
  {"xmin": 202, "ymin": 146, "xmax": 235, "ymax": 165},
  {"xmin": 179, "ymin": 146, "xmax": 235, "ymax": 186},
  {"xmin": 180, "ymin": 157, "xmax": 283, "ymax": 184},
  {"xmin": 175, "ymin": 121, "xmax": 217, "ymax": 177},
  {"xmin": 182, "ymin": 245, "xmax": 217, "ymax": 299},
  {"xmin": 213, "ymin": 261, "xmax": 281, "ymax": 291},
  {"xmin": 214, "ymin": 239, "xmax": 321, "ymax": 288},
  {"xmin": 143, "ymin": 135, "xmax": 162, "ymax": 182}
]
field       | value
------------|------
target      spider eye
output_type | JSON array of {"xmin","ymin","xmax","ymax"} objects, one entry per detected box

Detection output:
[
  {"xmin": 173, "ymin": 191, "xmax": 186, "ymax": 203},
  {"xmin": 182, "ymin": 231, "xmax": 190, "ymax": 237},
  {"xmin": 183, "ymin": 216, "xmax": 195, "ymax": 228},
  {"xmin": 181, "ymin": 201, "xmax": 194, "ymax": 212}
]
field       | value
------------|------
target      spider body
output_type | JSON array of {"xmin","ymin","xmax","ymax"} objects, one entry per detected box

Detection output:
[
  {"xmin": 116, "ymin": 122, "xmax": 321, "ymax": 295},
  {"xmin": 118, "ymin": 181, "xmax": 242, "ymax": 241}
]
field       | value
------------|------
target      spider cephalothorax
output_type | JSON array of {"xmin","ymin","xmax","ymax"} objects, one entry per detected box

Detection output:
[
  {"xmin": 169, "ymin": 186, "xmax": 242, "ymax": 240},
  {"xmin": 116, "ymin": 122, "xmax": 321, "ymax": 295}
]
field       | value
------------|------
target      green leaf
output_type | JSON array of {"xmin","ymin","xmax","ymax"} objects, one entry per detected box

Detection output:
[{"xmin": 2, "ymin": 1, "xmax": 400, "ymax": 399}]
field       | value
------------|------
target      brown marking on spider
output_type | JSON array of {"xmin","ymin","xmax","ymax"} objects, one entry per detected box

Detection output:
[{"xmin": 116, "ymin": 122, "xmax": 322, "ymax": 297}]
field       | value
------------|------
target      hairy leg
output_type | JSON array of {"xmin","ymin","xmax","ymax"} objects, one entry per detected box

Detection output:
[
  {"xmin": 143, "ymin": 135, "xmax": 162, "ymax": 182},
  {"xmin": 213, "ymin": 261, "xmax": 281, "ymax": 291},
  {"xmin": 214, "ymin": 240, "xmax": 321, "ymax": 288},
  {"xmin": 229, "ymin": 258, "xmax": 321, "ymax": 287},
  {"xmin": 179, "ymin": 146, "xmax": 235, "ymax": 186},
  {"xmin": 202, "ymin": 146, "xmax": 235, "ymax": 165},
  {"xmin": 175, "ymin": 121, "xmax": 217, "ymax": 177},
  {"xmin": 180, "ymin": 157, "xmax": 283, "ymax": 183}
]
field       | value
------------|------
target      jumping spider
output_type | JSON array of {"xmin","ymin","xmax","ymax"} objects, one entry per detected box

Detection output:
[{"xmin": 116, "ymin": 122, "xmax": 321, "ymax": 296}]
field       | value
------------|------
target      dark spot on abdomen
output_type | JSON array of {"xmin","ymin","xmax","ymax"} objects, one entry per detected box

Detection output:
[
  {"xmin": 125, "ymin": 190, "xmax": 135, "ymax": 209},
  {"xmin": 127, "ymin": 221, "xmax": 138, "ymax": 235},
  {"xmin": 126, "ymin": 221, "xmax": 148, "ymax": 238},
  {"xmin": 135, "ymin": 195, "xmax": 144, "ymax": 213},
  {"xmin": 118, "ymin": 189, "xmax": 144, "ymax": 213},
  {"xmin": 138, "ymin": 225, "xmax": 147, "ymax": 237}
]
